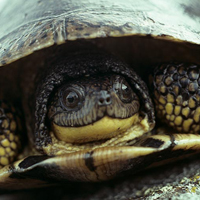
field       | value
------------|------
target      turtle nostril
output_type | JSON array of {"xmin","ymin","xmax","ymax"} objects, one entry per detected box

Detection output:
[
  {"xmin": 98, "ymin": 91, "xmax": 111, "ymax": 105},
  {"xmin": 99, "ymin": 98, "xmax": 104, "ymax": 104},
  {"xmin": 98, "ymin": 97, "xmax": 111, "ymax": 105},
  {"xmin": 106, "ymin": 97, "xmax": 111, "ymax": 103}
]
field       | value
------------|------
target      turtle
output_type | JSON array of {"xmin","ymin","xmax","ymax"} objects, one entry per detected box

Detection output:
[{"xmin": 0, "ymin": 0, "xmax": 200, "ymax": 191}]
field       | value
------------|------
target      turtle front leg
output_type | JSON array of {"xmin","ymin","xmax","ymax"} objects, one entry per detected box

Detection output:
[
  {"xmin": 143, "ymin": 62, "xmax": 200, "ymax": 165},
  {"xmin": 0, "ymin": 101, "xmax": 22, "ymax": 167}
]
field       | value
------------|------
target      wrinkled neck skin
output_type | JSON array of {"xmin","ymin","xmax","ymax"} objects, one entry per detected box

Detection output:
[
  {"xmin": 48, "ymin": 74, "xmax": 140, "ymax": 126},
  {"xmin": 33, "ymin": 51, "xmax": 155, "ymax": 154}
]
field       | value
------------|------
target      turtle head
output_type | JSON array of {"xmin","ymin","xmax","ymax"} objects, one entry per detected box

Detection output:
[
  {"xmin": 48, "ymin": 74, "xmax": 140, "ymax": 143},
  {"xmin": 34, "ymin": 51, "xmax": 155, "ymax": 154}
]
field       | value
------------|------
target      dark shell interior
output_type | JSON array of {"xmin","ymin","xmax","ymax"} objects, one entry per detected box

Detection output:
[{"xmin": 1, "ymin": 37, "xmax": 200, "ymax": 142}]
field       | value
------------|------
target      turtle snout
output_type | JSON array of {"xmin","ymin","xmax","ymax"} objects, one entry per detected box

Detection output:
[{"xmin": 98, "ymin": 90, "xmax": 112, "ymax": 106}]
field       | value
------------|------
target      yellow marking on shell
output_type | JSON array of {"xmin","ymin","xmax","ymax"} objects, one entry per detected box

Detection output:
[
  {"xmin": 160, "ymin": 85, "xmax": 166, "ymax": 94},
  {"xmin": 0, "ymin": 135, "xmax": 5, "ymax": 140},
  {"xmin": 174, "ymin": 116, "xmax": 183, "ymax": 126},
  {"xmin": 178, "ymin": 67, "xmax": 185, "ymax": 75},
  {"xmin": 0, "ymin": 147, "xmax": 5, "ymax": 156},
  {"xmin": 158, "ymin": 96, "xmax": 166, "ymax": 105},
  {"xmin": 182, "ymin": 107, "xmax": 190, "ymax": 118},
  {"xmin": 174, "ymin": 106, "xmax": 181, "ymax": 116},
  {"xmin": 165, "ymin": 103, "xmax": 173, "ymax": 115},
  {"xmin": 172, "ymin": 85, "xmax": 179, "ymax": 96},
  {"xmin": 176, "ymin": 95, "xmax": 183, "ymax": 105},
  {"xmin": 195, "ymin": 107, "xmax": 200, "ymax": 114},
  {"xmin": 9, "ymin": 133, "xmax": 14, "ymax": 141},
  {"xmin": 188, "ymin": 82, "xmax": 198, "ymax": 92},
  {"xmin": 189, "ymin": 98, "xmax": 196, "ymax": 109},
  {"xmin": 170, "ymin": 115, "xmax": 175, "ymax": 121},
  {"xmin": 166, "ymin": 115, "xmax": 170, "ymax": 120},
  {"xmin": 194, "ymin": 112, "xmax": 200, "ymax": 123},
  {"xmin": 5, "ymin": 147, "xmax": 11, "ymax": 154},
  {"xmin": 9, "ymin": 151, "xmax": 15, "ymax": 157},
  {"xmin": 10, "ymin": 142, "xmax": 17, "ymax": 150},
  {"xmin": 196, "ymin": 95, "xmax": 200, "ymax": 101},
  {"xmin": 183, "ymin": 101, "xmax": 188, "ymax": 107},
  {"xmin": 183, "ymin": 119, "xmax": 193, "ymax": 132},
  {"xmin": 165, "ymin": 76, "xmax": 173, "ymax": 86},
  {"xmin": 191, "ymin": 70, "xmax": 199, "ymax": 80},
  {"xmin": 10, "ymin": 120, "xmax": 16, "ymax": 132},
  {"xmin": 169, "ymin": 122, "xmax": 174, "ymax": 127},
  {"xmin": 167, "ymin": 93, "xmax": 174, "ymax": 103},
  {"xmin": 1, "ymin": 139, "xmax": 10, "ymax": 147},
  {"xmin": 52, "ymin": 114, "xmax": 139, "ymax": 143},
  {"xmin": 2, "ymin": 119, "xmax": 9, "ymax": 129},
  {"xmin": 0, "ymin": 157, "xmax": 9, "ymax": 166}
]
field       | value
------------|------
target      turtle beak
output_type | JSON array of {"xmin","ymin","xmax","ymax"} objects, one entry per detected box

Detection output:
[{"xmin": 97, "ymin": 90, "xmax": 112, "ymax": 106}]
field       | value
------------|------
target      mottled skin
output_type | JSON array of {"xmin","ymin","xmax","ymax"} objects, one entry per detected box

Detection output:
[
  {"xmin": 154, "ymin": 63, "xmax": 200, "ymax": 133},
  {"xmin": 48, "ymin": 74, "xmax": 139, "ymax": 126},
  {"xmin": 0, "ymin": 101, "xmax": 22, "ymax": 167}
]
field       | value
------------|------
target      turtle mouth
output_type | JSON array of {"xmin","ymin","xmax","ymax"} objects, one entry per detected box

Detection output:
[
  {"xmin": 51, "ymin": 114, "xmax": 140, "ymax": 144},
  {"xmin": 42, "ymin": 113, "xmax": 150, "ymax": 156}
]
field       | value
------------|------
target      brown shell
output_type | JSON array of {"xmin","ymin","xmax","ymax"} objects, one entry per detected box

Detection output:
[{"xmin": 0, "ymin": 0, "xmax": 200, "ymax": 66}]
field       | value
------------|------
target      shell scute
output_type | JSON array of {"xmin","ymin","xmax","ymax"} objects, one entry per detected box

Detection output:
[{"xmin": 1, "ymin": 0, "xmax": 200, "ymax": 66}]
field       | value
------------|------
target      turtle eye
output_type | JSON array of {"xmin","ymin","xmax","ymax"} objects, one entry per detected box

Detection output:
[
  {"xmin": 63, "ymin": 90, "xmax": 79, "ymax": 108},
  {"xmin": 59, "ymin": 86, "xmax": 84, "ymax": 110},
  {"xmin": 120, "ymin": 81, "xmax": 133, "ymax": 103},
  {"xmin": 112, "ymin": 75, "xmax": 134, "ymax": 103}
]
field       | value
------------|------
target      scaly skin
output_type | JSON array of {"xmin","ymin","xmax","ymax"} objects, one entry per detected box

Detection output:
[
  {"xmin": 153, "ymin": 63, "xmax": 200, "ymax": 133},
  {"xmin": 0, "ymin": 101, "xmax": 22, "ymax": 167}
]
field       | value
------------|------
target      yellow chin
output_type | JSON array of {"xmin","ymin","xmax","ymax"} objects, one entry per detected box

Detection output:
[{"xmin": 52, "ymin": 114, "xmax": 140, "ymax": 143}]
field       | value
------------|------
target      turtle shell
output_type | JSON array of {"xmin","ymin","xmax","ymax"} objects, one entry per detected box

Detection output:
[
  {"xmin": 1, "ymin": 0, "xmax": 200, "ymax": 194},
  {"xmin": 0, "ymin": 0, "xmax": 200, "ymax": 66}
]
